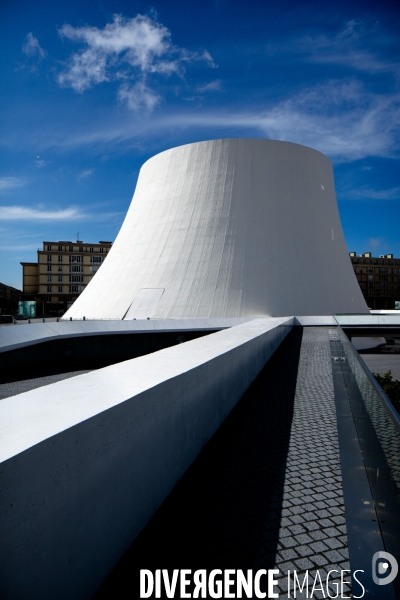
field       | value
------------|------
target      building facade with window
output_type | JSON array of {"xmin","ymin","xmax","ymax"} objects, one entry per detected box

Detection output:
[
  {"xmin": 21, "ymin": 240, "xmax": 112, "ymax": 315},
  {"xmin": 349, "ymin": 252, "xmax": 400, "ymax": 310}
]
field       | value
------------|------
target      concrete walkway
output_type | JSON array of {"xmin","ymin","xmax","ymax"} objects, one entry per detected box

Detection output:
[
  {"xmin": 0, "ymin": 371, "xmax": 92, "ymax": 400},
  {"xmin": 93, "ymin": 328, "xmax": 350, "ymax": 599}
]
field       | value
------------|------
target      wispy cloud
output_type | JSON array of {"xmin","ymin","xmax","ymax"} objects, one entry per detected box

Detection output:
[
  {"xmin": 117, "ymin": 81, "xmax": 160, "ymax": 111},
  {"xmin": 24, "ymin": 78, "xmax": 400, "ymax": 162},
  {"xmin": 160, "ymin": 81, "xmax": 400, "ymax": 161},
  {"xmin": 77, "ymin": 168, "xmax": 94, "ymax": 180},
  {"xmin": 22, "ymin": 33, "xmax": 46, "ymax": 59},
  {"xmin": 57, "ymin": 14, "xmax": 214, "ymax": 111},
  {"xmin": 0, "ymin": 205, "xmax": 123, "ymax": 222},
  {"xmin": 369, "ymin": 237, "xmax": 387, "ymax": 250},
  {"xmin": 296, "ymin": 20, "xmax": 399, "ymax": 75},
  {"xmin": 35, "ymin": 156, "xmax": 48, "ymax": 168},
  {"xmin": 346, "ymin": 186, "xmax": 400, "ymax": 200},
  {"xmin": 0, "ymin": 243, "xmax": 41, "ymax": 251},
  {"xmin": 197, "ymin": 80, "xmax": 222, "ymax": 93},
  {"xmin": 0, "ymin": 177, "xmax": 27, "ymax": 191},
  {"xmin": 0, "ymin": 206, "xmax": 83, "ymax": 221}
]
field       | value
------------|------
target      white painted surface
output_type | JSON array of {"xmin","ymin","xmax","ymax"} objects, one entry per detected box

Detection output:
[
  {"xmin": 0, "ymin": 317, "xmax": 251, "ymax": 353},
  {"xmin": 0, "ymin": 317, "xmax": 292, "ymax": 599},
  {"xmin": 124, "ymin": 288, "xmax": 165, "ymax": 319},
  {"xmin": 63, "ymin": 139, "xmax": 367, "ymax": 320},
  {"xmin": 335, "ymin": 315, "xmax": 400, "ymax": 326},
  {"xmin": 294, "ymin": 315, "xmax": 336, "ymax": 326},
  {"xmin": 370, "ymin": 310, "xmax": 400, "ymax": 314}
]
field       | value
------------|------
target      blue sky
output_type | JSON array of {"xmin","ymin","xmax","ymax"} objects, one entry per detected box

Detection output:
[{"xmin": 1, "ymin": 0, "xmax": 399, "ymax": 289}]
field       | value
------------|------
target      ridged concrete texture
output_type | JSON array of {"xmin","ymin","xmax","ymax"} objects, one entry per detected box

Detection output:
[{"xmin": 64, "ymin": 139, "xmax": 368, "ymax": 320}]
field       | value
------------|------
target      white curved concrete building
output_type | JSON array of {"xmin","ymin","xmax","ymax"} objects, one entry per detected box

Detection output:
[{"xmin": 64, "ymin": 139, "xmax": 367, "ymax": 319}]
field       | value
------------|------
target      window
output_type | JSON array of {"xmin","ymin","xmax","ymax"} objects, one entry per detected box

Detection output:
[
  {"xmin": 100, "ymin": 247, "xmax": 104, "ymax": 253},
  {"xmin": 381, "ymin": 268, "xmax": 387, "ymax": 273},
  {"xmin": 79, "ymin": 246, "xmax": 83, "ymax": 252},
  {"xmin": 58, "ymin": 265, "xmax": 63, "ymax": 272},
  {"xmin": 368, "ymin": 275, "xmax": 374, "ymax": 281},
  {"xmin": 47, "ymin": 264, "xmax": 52, "ymax": 272},
  {"xmin": 47, "ymin": 285, "xmax": 52, "ymax": 293},
  {"xmin": 69, "ymin": 265, "xmax": 83, "ymax": 272},
  {"xmin": 47, "ymin": 254, "xmax": 52, "ymax": 262},
  {"xmin": 69, "ymin": 246, "xmax": 73, "ymax": 252},
  {"xmin": 58, "ymin": 255, "xmax": 63, "ymax": 262},
  {"xmin": 58, "ymin": 245, "xmax": 62, "ymax": 251},
  {"xmin": 89, "ymin": 247, "xmax": 94, "ymax": 253},
  {"xmin": 69, "ymin": 275, "xmax": 83, "ymax": 283},
  {"xmin": 90, "ymin": 266, "xmax": 100, "ymax": 275},
  {"xmin": 69, "ymin": 255, "xmax": 82, "ymax": 263},
  {"xmin": 58, "ymin": 275, "xmax": 63, "ymax": 282},
  {"xmin": 47, "ymin": 275, "xmax": 52, "ymax": 282},
  {"xmin": 47, "ymin": 245, "xmax": 51, "ymax": 251},
  {"xmin": 368, "ymin": 267, "xmax": 373, "ymax": 273},
  {"xmin": 90, "ymin": 256, "xmax": 102, "ymax": 263},
  {"xmin": 58, "ymin": 285, "xmax": 63, "ymax": 293},
  {"xmin": 46, "ymin": 296, "xmax": 51, "ymax": 302},
  {"xmin": 69, "ymin": 285, "xmax": 83, "ymax": 293},
  {"xmin": 381, "ymin": 282, "xmax": 387, "ymax": 288},
  {"xmin": 381, "ymin": 275, "xmax": 386, "ymax": 281}
]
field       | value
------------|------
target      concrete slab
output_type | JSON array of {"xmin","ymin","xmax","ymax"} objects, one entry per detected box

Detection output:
[{"xmin": 0, "ymin": 317, "xmax": 293, "ymax": 600}]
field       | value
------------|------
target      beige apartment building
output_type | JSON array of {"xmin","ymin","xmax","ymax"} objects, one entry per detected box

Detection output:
[
  {"xmin": 349, "ymin": 252, "xmax": 400, "ymax": 310},
  {"xmin": 21, "ymin": 240, "xmax": 112, "ymax": 316}
]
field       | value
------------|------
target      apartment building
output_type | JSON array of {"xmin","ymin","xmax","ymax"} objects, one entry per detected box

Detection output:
[
  {"xmin": 21, "ymin": 240, "xmax": 112, "ymax": 315},
  {"xmin": 349, "ymin": 252, "xmax": 400, "ymax": 310}
]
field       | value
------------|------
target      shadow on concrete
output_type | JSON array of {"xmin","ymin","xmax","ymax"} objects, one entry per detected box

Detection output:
[
  {"xmin": 0, "ymin": 331, "xmax": 215, "ymax": 385},
  {"xmin": 93, "ymin": 328, "xmax": 303, "ymax": 599}
]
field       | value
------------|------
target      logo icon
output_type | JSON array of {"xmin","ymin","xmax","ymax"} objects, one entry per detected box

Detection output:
[{"xmin": 372, "ymin": 552, "xmax": 398, "ymax": 586}]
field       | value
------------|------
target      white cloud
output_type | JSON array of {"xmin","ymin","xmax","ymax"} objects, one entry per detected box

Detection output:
[
  {"xmin": 369, "ymin": 237, "xmax": 387, "ymax": 250},
  {"xmin": 0, "ymin": 177, "xmax": 27, "ymax": 191},
  {"xmin": 197, "ymin": 80, "xmax": 222, "ymax": 93},
  {"xmin": 118, "ymin": 81, "xmax": 160, "ymax": 111},
  {"xmin": 0, "ymin": 206, "xmax": 83, "ymax": 221},
  {"xmin": 18, "ymin": 78, "xmax": 399, "ymax": 163},
  {"xmin": 0, "ymin": 244, "xmax": 41, "ymax": 251},
  {"xmin": 35, "ymin": 158, "xmax": 48, "ymax": 168},
  {"xmin": 57, "ymin": 14, "xmax": 214, "ymax": 110},
  {"xmin": 165, "ymin": 81, "xmax": 400, "ymax": 161},
  {"xmin": 0, "ymin": 205, "xmax": 123, "ymax": 222},
  {"xmin": 77, "ymin": 168, "xmax": 94, "ymax": 180},
  {"xmin": 296, "ymin": 20, "xmax": 399, "ymax": 75},
  {"xmin": 22, "ymin": 33, "xmax": 46, "ymax": 59},
  {"xmin": 346, "ymin": 187, "xmax": 400, "ymax": 200}
]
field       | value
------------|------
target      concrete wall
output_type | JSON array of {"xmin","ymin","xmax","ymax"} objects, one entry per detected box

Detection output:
[
  {"xmin": 64, "ymin": 138, "xmax": 368, "ymax": 320},
  {"xmin": 0, "ymin": 317, "xmax": 292, "ymax": 600},
  {"xmin": 0, "ymin": 317, "xmax": 251, "ymax": 354}
]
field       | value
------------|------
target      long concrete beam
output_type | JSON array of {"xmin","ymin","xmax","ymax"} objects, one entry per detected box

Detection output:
[
  {"xmin": 0, "ymin": 317, "xmax": 252, "ymax": 354},
  {"xmin": 0, "ymin": 317, "xmax": 293, "ymax": 600}
]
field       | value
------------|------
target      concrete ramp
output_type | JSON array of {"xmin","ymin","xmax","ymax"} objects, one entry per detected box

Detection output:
[{"xmin": 0, "ymin": 317, "xmax": 292, "ymax": 600}]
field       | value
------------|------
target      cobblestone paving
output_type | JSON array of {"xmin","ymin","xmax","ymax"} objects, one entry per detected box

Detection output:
[
  {"xmin": 0, "ymin": 370, "xmax": 92, "ymax": 400},
  {"xmin": 94, "ymin": 328, "xmax": 350, "ymax": 600},
  {"xmin": 273, "ymin": 328, "xmax": 349, "ymax": 599}
]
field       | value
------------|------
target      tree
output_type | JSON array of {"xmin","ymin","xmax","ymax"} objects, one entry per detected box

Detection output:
[{"xmin": 372, "ymin": 370, "xmax": 400, "ymax": 414}]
